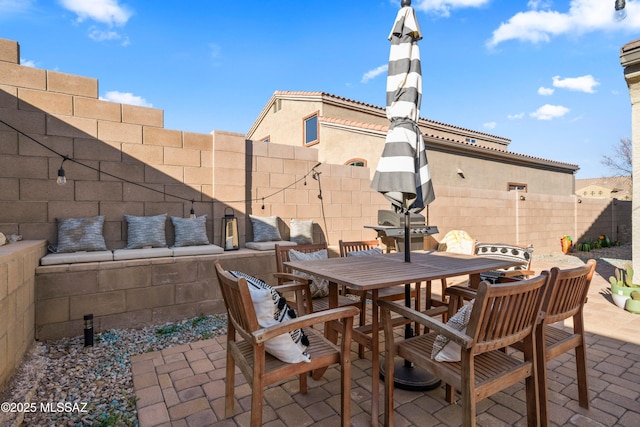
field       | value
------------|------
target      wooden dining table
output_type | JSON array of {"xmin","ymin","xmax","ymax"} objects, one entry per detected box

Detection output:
[{"xmin": 285, "ymin": 250, "xmax": 525, "ymax": 427}]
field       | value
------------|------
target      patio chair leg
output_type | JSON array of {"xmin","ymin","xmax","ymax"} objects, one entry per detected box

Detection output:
[
  {"xmin": 575, "ymin": 343, "xmax": 590, "ymax": 408},
  {"xmin": 225, "ymin": 348, "xmax": 235, "ymax": 418}
]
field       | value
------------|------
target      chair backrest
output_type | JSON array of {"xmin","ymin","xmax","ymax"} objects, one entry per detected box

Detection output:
[
  {"xmin": 542, "ymin": 259, "xmax": 596, "ymax": 326},
  {"xmin": 475, "ymin": 242, "xmax": 534, "ymax": 272},
  {"xmin": 214, "ymin": 261, "xmax": 259, "ymax": 337},
  {"xmin": 437, "ymin": 230, "xmax": 475, "ymax": 255},
  {"xmin": 274, "ymin": 242, "xmax": 328, "ymax": 274},
  {"xmin": 467, "ymin": 273, "xmax": 549, "ymax": 353},
  {"xmin": 338, "ymin": 239, "xmax": 381, "ymax": 257}
]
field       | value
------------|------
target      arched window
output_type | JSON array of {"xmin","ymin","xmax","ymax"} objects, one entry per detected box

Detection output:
[{"xmin": 346, "ymin": 158, "xmax": 367, "ymax": 167}]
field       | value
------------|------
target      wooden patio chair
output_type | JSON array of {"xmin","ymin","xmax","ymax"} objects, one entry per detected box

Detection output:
[
  {"xmin": 445, "ymin": 242, "xmax": 535, "ymax": 316},
  {"xmin": 274, "ymin": 243, "xmax": 363, "ymax": 314},
  {"xmin": 511, "ymin": 259, "xmax": 597, "ymax": 426},
  {"xmin": 214, "ymin": 261, "xmax": 358, "ymax": 427},
  {"xmin": 379, "ymin": 273, "xmax": 550, "ymax": 427},
  {"xmin": 339, "ymin": 239, "xmax": 423, "ymax": 356}
]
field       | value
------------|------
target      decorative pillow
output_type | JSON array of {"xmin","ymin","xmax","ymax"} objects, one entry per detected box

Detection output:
[
  {"xmin": 55, "ymin": 216, "xmax": 107, "ymax": 253},
  {"xmin": 288, "ymin": 248, "xmax": 330, "ymax": 298},
  {"xmin": 228, "ymin": 271, "xmax": 310, "ymax": 363},
  {"xmin": 124, "ymin": 213, "xmax": 167, "ymax": 249},
  {"xmin": 347, "ymin": 248, "xmax": 383, "ymax": 257},
  {"xmin": 170, "ymin": 215, "xmax": 209, "ymax": 247},
  {"xmin": 431, "ymin": 300, "xmax": 475, "ymax": 362},
  {"xmin": 290, "ymin": 219, "xmax": 313, "ymax": 244},
  {"xmin": 249, "ymin": 215, "xmax": 282, "ymax": 242}
]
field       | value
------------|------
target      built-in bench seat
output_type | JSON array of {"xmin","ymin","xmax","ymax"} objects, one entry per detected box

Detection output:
[{"xmin": 40, "ymin": 244, "xmax": 225, "ymax": 265}]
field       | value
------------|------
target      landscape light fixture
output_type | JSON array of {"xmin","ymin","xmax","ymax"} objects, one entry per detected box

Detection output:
[{"xmin": 615, "ymin": 0, "xmax": 627, "ymax": 21}]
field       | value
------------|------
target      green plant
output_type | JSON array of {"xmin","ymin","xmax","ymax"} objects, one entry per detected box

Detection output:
[
  {"xmin": 609, "ymin": 265, "xmax": 640, "ymax": 288},
  {"xmin": 577, "ymin": 241, "xmax": 591, "ymax": 252},
  {"xmin": 155, "ymin": 324, "xmax": 179, "ymax": 336}
]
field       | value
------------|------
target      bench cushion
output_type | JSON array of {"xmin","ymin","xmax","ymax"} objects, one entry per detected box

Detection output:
[
  {"xmin": 40, "ymin": 250, "xmax": 113, "ymax": 266},
  {"xmin": 245, "ymin": 240, "xmax": 297, "ymax": 251},
  {"xmin": 113, "ymin": 247, "xmax": 173, "ymax": 260},
  {"xmin": 171, "ymin": 244, "xmax": 223, "ymax": 256}
]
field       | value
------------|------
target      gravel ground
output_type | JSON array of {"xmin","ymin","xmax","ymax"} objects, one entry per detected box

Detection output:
[
  {"xmin": 0, "ymin": 244, "xmax": 631, "ymax": 427},
  {"xmin": 0, "ymin": 314, "xmax": 227, "ymax": 427}
]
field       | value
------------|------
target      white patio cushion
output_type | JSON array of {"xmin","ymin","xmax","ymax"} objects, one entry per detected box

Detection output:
[
  {"xmin": 112, "ymin": 247, "xmax": 173, "ymax": 260},
  {"xmin": 40, "ymin": 250, "xmax": 113, "ymax": 266},
  {"xmin": 245, "ymin": 240, "xmax": 297, "ymax": 251},
  {"xmin": 171, "ymin": 244, "xmax": 223, "ymax": 257}
]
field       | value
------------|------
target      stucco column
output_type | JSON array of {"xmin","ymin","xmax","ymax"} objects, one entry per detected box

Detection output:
[{"xmin": 621, "ymin": 39, "xmax": 640, "ymax": 275}]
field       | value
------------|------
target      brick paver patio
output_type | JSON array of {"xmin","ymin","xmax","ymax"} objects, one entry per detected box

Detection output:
[{"xmin": 132, "ymin": 254, "xmax": 640, "ymax": 426}]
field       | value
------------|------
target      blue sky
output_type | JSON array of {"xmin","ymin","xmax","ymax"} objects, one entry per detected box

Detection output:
[{"xmin": 2, "ymin": 0, "xmax": 640, "ymax": 179}]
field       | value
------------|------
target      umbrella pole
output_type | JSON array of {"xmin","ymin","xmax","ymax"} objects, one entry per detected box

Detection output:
[{"xmin": 386, "ymin": 209, "xmax": 441, "ymax": 391}]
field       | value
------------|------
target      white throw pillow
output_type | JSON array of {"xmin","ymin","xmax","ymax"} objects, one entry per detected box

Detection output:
[
  {"xmin": 431, "ymin": 300, "xmax": 475, "ymax": 362},
  {"xmin": 290, "ymin": 219, "xmax": 313, "ymax": 244},
  {"xmin": 288, "ymin": 248, "xmax": 330, "ymax": 298},
  {"xmin": 228, "ymin": 271, "xmax": 310, "ymax": 364}
]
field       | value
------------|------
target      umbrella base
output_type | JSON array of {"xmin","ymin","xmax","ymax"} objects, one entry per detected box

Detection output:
[{"xmin": 380, "ymin": 357, "xmax": 442, "ymax": 391}]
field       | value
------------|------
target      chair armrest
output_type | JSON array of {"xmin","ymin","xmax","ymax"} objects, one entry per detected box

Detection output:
[
  {"xmin": 273, "ymin": 272, "xmax": 310, "ymax": 285},
  {"xmin": 378, "ymin": 299, "xmax": 472, "ymax": 348},
  {"xmin": 253, "ymin": 306, "xmax": 359, "ymax": 344},
  {"xmin": 498, "ymin": 269, "xmax": 535, "ymax": 278},
  {"xmin": 445, "ymin": 285, "xmax": 478, "ymax": 301}
]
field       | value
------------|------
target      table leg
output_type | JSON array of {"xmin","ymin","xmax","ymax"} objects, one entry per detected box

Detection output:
[
  {"xmin": 313, "ymin": 281, "xmax": 339, "ymax": 381},
  {"xmin": 371, "ymin": 288, "xmax": 379, "ymax": 427}
]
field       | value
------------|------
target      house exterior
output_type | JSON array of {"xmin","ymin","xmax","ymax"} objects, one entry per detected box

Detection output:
[
  {"xmin": 575, "ymin": 176, "xmax": 632, "ymax": 201},
  {"xmin": 246, "ymin": 91, "xmax": 579, "ymax": 196}
]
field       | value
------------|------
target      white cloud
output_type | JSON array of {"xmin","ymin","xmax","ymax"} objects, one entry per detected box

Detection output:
[
  {"xmin": 487, "ymin": 0, "xmax": 640, "ymax": 47},
  {"xmin": 413, "ymin": 0, "xmax": 490, "ymax": 17},
  {"xmin": 0, "ymin": 0, "xmax": 34, "ymax": 14},
  {"xmin": 552, "ymin": 74, "xmax": 599, "ymax": 93},
  {"xmin": 361, "ymin": 64, "xmax": 388, "ymax": 83},
  {"xmin": 483, "ymin": 121, "xmax": 497, "ymax": 130},
  {"xmin": 88, "ymin": 27, "xmax": 129, "ymax": 45},
  {"xmin": 20, "ymin": 58, "xmax": 36, "ymax": 67},
  {"xmin": 59, "ymin": 0, "xmax": 132, "ymax": 26},
  {"xmin": 530, "ymin": 104, "xmax": 570, "ymax": 120},
  {"xmin": 100, "ymin": 91, "xmax": 152, "ymax": 107},
  {"xmin": 508, "ymin": 112, "xmax": 525, "ymax": 119},
  {"xmin": 538, "ymin": 86, "xmax": 554, "ymax": 96}
]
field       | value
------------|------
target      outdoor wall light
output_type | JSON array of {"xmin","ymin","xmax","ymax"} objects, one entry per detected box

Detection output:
[
  {"xmin": 456, "ymin": 168, "xmax": 465, "ymax": 178},
  {"xmin": 578, "ymin": 198, "xmax": 582, "ymax": 204},
  {"xmin": 56, "ymin": 157, "xmax": 68, "ymax": 185},
  {"xmin": 84, "ymin": 313, "xmax": 94, "ymax": 347},
  {"xmin": 615, "ymin": 0, "xmax": 627, "ymax": 21},
  {"xmin": 221, "ymin": 207, "xmax": 239, "ymax": 251},
  {"xmin": 189, "ymin": 200, "xmax": 196, "ymax": 219},
  {"xmin": 520, "ymin": 195, "xmax": 526, "ymax": 201}
]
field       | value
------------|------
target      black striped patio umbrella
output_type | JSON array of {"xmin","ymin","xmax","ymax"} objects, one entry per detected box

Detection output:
[{"xmin": 371, "ymin": 0, "xmax": 435, "ymax": 215}]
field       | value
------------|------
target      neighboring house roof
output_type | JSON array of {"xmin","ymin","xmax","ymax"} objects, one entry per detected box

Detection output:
[
  {"xmin": 248, "ymin": 90, "xmax": 511, "ymax": 145},
  {"xmin": 576, "ymin": 176, "xmax": 632, "ymax": 200},
  {"xmin": 252, "ymin": 91, "xmax": 578, "ymax": 173}
]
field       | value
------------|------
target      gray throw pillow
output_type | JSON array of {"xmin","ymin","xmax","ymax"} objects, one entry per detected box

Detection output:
[
  {"xmin": 347, "ymin": 248, "xmax": 383, "ymax": 256},
  {"xmin": 290, "ymin": 219, "xmax": 313, "ymax": 244},
  {"xmin": 124, "ymin": 213, "xmax": 167, "ymax": 249},
  {"xmin": 56, "ymin": 216, "xmax": 107, "ymax": 253},
  {"xmin": 288, "ymin": 248, "xmax": 330, "ymax": 298},
  {"xmin": 249, "ymin": 215, "xmax": 282, "ymax": 242},
  {"xmin": 170, "ymin": 215, "xmax": 209, "ymax": 247}
]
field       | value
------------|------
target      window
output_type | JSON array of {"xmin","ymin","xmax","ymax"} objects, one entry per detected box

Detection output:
[
  {"xmin": 259, "ymin": 136, "xmax": 270, "ymax": 143},
  {"xmin": 303, "ymin": 112, "xmax": 319, "ymax": 146},
  {"xmin": 508, "ymin": 183, "xmax": 527, "ymax": 192},
  {"xmin": 465, "ymin": 137, "xmax": 477, "ymax": 144},
  {"xmin": 346, "ymin": 158, "xmax": 366, "ymax": 167}
]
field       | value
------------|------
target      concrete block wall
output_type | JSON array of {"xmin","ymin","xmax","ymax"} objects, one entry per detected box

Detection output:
[
  {"xmin": 0, "ymin": 240, "xmax": 47, "ymax": 391},
  {"xmin": 0, "ymin": 38, "xmax": 214, "ymax": 248},
  {"xmin": 34, "ymin": 250, "xmax": 277, "ymax": 341}
]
